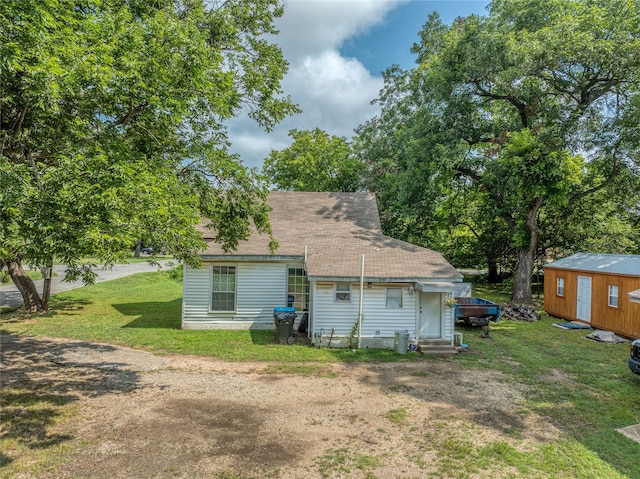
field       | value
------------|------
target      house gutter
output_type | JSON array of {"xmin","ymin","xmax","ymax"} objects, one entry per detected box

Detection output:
[
  {"xmin": 358, "ymin": 254, "xmax": 364, "ymax": 349},
  {"xmin": 308, "ymin": 276, "xmax": 463, "ymax": 283},
  {"xmin": 200, "ymin": 255, "xmax": 304, "ymax": 262}
]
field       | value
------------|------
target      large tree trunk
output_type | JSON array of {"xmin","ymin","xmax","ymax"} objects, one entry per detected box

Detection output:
[
  {"xmin": 511, "ymin": 197, "xmax": 544, "ymax": 304},
  {"xmin": 5, "ymin": 259, "xmax": 43, "ymax": 312},
  {"xmin": 512, "ymin": 248, "xmax": 534, "ymax": 303},
  {"xmin": 134, "ymin": 241, "xmax": 142, "ymax": 258}
]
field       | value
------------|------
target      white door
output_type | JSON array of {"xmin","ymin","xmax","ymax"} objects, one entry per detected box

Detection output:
[
  {"xmin": 576, "ymin": 276, "xmax": 592, "ymax": 323},
  {"xmin": 419, "ymin": 292, "xmax": 442, "ymax": 338}
]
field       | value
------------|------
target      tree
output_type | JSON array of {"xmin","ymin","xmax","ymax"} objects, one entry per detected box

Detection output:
[
  {"xmin": 431, "ymin": 183, "xmax": 516, "ymax": 282},
  {"xmin": 357, "ymin": 0, "xmax": 640, "ymax": 303},
  {"xmin": 262, "ymin": 128, "xmax": 364, "ymax": 192},
  {"xmin": 1, "ymin": 0, "xmax": 298, "ymax": 311},
  {"xmin": 539, "ymin": 181, "xmax": 640, "ymax": 256}
]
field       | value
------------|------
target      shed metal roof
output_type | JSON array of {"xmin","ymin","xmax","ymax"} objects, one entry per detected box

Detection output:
[{"xmin": 544, "ymin": 253, "xmax": 640, "ymax": 277}]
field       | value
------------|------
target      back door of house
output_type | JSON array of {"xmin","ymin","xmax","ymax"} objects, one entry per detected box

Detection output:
[
  {"xmin": 419, "ymin": 292, "xmax": 441, "ymax": 338},
  {"xmin": 576, "ymin": 276, "xmax": 592, "ymax": 323}
]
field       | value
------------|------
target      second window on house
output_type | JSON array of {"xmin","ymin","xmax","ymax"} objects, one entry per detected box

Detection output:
[
  {"xmin": 556, "ymin": 277, "xmax": 565, "ymax": 297},
  {"xmin": 335, "ymin": 282, "xmax": 351, "ymax": 301},
  {"xmin": 287, "ymin": 267, "xmax": 309, "ymax": 310}
]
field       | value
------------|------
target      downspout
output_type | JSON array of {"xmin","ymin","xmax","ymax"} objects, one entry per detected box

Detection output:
[{"xmin": 357, "ymin": 254, "xmax": 364, "ymax": 349}]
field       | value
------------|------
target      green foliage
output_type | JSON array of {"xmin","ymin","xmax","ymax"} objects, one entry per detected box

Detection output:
[
  {"xmin": 0, "ymin": 0, "xmax": 298, "ymax": 301},
  {"xmin": 346, "ymin": 319, "xmax": 359, "ymax": 350},
  {"xmin": 164, "ymin": 262, "xmax": 184, "ymax": 282},
  {"xmin": 262, "ymin": 128, "xmax": 364, "ymax": 192},
  {"xmin": 356, "ymin": 1, "xmax": 640, "ymax": 302}
]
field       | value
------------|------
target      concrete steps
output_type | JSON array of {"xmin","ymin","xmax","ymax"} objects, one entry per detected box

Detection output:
[{"xmin": 417, "ymin": 339, "xmax": 458, "ymax": 355}]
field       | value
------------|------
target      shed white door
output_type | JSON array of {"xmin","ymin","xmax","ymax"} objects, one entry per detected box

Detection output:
[
  {"xmin": 576, "ymin": 276, "xmax": 592, "ymax": 323},
  {"xmin": 419, "ymin": 292, "xmax": 441, "ymax": 339}
]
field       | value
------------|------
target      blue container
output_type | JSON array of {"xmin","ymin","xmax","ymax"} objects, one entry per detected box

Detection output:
[{"xmin": 274, "ymin": 306, "xmax": 296, "ymax": 313}]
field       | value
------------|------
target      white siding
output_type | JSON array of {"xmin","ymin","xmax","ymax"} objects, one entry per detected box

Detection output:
[
  {"xmin": 182, "ymin": 261, "xmax": 299, "ymax": 329},
  {"xmin": 182, "ymin": 265, "xmax": 210, "ymax": 324},
  {"xmin": 443, "ymin": 300, "xmax": 454, "ymax": 341},
  {"xmin": 312, "ymin": 282, "xmax": 416, "ymax": 339}
]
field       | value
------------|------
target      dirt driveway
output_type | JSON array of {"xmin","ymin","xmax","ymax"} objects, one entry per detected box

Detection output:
[{"xmin": 1, "ymin": 334, "xmax": 563, "ymax": 478}]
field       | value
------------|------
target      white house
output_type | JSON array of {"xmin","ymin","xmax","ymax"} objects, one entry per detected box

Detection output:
[{"xmin": 182, "ymin": 192, "xmax": 464, "ymax": 350}]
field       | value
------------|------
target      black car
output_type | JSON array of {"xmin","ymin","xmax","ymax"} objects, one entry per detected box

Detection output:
[{"xmin": 630, "ymin": 339, "xmax": 640, "ymax": 375}]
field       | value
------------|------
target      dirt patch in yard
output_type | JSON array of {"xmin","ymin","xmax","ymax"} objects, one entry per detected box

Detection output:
[{"xmin": 1, "ymin": 334, "xmax": 565, "ymax": 478}]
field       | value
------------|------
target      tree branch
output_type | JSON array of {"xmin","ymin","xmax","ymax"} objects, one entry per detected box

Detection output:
[
  {"xmin": 115, "ymin": 100, "xmax": 149, "ymax": 126},
  {"xmin": 471, "ymin": 80, "xmax": 529, "ymax": 128},
  {"xmin": 10, "ymin": 99, "xmax": 30, "ymax": 136},
  {"xmin": 26, "ymin": 149, "xmax": 44, "ymax": 191},
  {"xmin": 568, "ymin": 160, "xmax": 621, "ymax": 206}
]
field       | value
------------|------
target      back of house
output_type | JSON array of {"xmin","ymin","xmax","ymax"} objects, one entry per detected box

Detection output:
[{"xmin": 182, "ymin": 191, "xmax": 465, "ymax": 349}]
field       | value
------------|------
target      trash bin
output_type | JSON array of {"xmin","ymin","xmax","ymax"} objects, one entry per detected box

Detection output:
[
  {"xmin": 274, "ymin": 307, "xmax": 296, "ymax": 345},
  {"xmin": 394, "ymin": 331, "xmax": 409, "ymax": 354}
]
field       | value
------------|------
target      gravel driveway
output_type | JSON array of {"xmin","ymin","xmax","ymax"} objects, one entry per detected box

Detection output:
[{"xmin": 0, "ymin": 333, "xmax": 564, "ymax": 478}]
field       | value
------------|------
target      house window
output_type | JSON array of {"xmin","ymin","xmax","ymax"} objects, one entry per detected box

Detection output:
[
  {"xmin": 557, "ymin": 278, "xmax": 565, "ymax": 297},
  {"xmin": 211, "ymin": 266, "xmax": 236, "ymax": 312},
  {"xmin": 386, "ymin": 288, "xmax": 403, "ymax": 308},
  {"xmin": 287, "ymin": 267, "xmax": 309, "ymax": 310},
  {"xmin": 335, "ymin": 282, "xmax": 351, "ymax": 301},
  {"xmin": 608, "ymin": 284, "xmax": 619, "ymax": 308}
]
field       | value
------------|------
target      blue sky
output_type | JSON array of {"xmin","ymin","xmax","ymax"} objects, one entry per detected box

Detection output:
[
  {"xmin": 228, "ymin": 1, "xmax": 490, "ymax": 169},
  {"xmin": 341, "ymin": 1, "xmax": 489, "ymax": 74}
]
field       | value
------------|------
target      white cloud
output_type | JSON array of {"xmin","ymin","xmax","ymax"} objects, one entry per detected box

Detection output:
[
  {"xmin": 227, "ymin": 0, "xmax": 403, "ymax": 169},
  {"xmin": 273, "ymin": 0, "xmax": 397, "ymax": 57}
]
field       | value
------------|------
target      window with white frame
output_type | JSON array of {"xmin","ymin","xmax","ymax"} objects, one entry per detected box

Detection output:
[
  {"xmin": 211, "ymin": 266, "xmax": 236, "ymax": 312},
  {"xmin": 386, "ymin": 288, "xmax": 403, "ymax": 308},
  {"xmin": 287, "ymin": 267, "xmax": 309, "ymax": 310},
  {"xmin": 335, "ymin": 282, "xmax": 351, "ymax": 301},
  {"xmin": 557, "ymin": 277, "xmax": 565, "ymax": 297},
  {"xmin": 608, "ymin": 284, "xmax": 619, "ymax": 308}
]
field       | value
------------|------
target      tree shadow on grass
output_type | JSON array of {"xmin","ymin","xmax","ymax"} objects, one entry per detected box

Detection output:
[
  {"xmin": 113, "ymin": 299, "xmax": 182, "ymax": 329},
  {"xmin": 0, "ymin": 332, "xmax": 145, "ymax": 469},
  {"xmin": 0, "ymin": 299, "xmax": 93, "ymax": 324}
]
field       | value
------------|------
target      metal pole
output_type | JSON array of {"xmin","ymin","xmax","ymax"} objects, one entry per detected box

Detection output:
[{"xmin": 358, "ymin": 254, "xmax": 364, "ymax": 349}]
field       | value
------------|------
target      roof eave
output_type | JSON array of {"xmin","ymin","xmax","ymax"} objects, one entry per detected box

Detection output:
[
  {"xmin": 200, "ymin": 254, "xmax": 305, "ymax": 262},
  {"xmin": 307, "ymin": 276, "xmax": 463, "ymax": 283}
]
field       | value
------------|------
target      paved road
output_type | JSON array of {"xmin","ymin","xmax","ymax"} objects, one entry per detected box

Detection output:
[{"xmin": 0, "ymin": 260, "xmax": 173, "ymax": 309}]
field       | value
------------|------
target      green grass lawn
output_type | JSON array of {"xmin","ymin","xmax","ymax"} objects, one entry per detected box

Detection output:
[
  {"xmin": 1, "ymin": 272, "xmax": 399, "ymax": 363},
  {"xmin": 1, "ymin": 272, "xmax": 639, "ymax": 478}
]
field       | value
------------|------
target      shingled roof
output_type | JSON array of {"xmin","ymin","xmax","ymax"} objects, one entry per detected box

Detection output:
[{"xmin": 200, "ymin": 192, "xmax": 461, "ymax": 282}]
